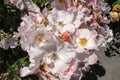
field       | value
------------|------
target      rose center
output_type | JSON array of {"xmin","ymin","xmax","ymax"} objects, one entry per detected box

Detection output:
[
  {"xmin": 76, "ymin": 38, "xmax": 87, "ymax": 47},
  {"xmin": 37, "ymin": 35, "xmax": 45, "ymax": 42}
]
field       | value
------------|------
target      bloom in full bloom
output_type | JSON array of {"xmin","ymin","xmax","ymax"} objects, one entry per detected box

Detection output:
[
  {"xmin": 7, "ymin": 0, "xmax": 113, "ymax": 80},
  {"xmin": 75, "ymin": 29, "xmax": 98, "ymax": 53},
  {"xmin": 20, "ymin": 39, "xmax": 77, "ymax": 79}
]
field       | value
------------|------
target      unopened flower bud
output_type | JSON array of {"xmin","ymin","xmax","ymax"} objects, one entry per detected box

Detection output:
[
  {"xmin": 109, "ymin": 12, "xmax": 119, "ymax": 22},
  {"xmin": 112, "ymin": 4, "xmax": 120, "ymax": 12}
]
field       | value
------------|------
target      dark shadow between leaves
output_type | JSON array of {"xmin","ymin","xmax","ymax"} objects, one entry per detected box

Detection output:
[
  {"xmin": 106, "ymin": 0, "xmax": 117, "ymax": 5},
  {"xmin": 105, "ymin": 21, "xmax": 120, "ymax": 57},
  {"xmin": 81, "ymin": 62, "xmax": 106, "ymax": 80}
]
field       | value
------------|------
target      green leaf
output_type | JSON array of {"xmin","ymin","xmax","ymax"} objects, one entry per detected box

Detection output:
[{"xmin": 112, "ymin": 0, "xmax": 120, "ymax": 6}]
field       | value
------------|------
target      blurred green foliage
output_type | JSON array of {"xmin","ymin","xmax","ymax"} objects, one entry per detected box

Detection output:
[
  {"xmin": 33, "ymin": 0, "xmax": 51, "ymax": 10},
  {"xmin": 0, "ymin": 46, "xmax": 38, "ymax": 80},
  {"xmin": 111, "ymin": 0, "xmax": 120, "ymax": 6},
  {"xmin": 0, "ymin": 2, "xmax": 21, "ymax": 34},
  {"xmin": 105, "ymin": 0, "xmax": 120, "ymax": 6},
  {"xmin": 33, "ymin": 0, "xmax": 46, "ymax": 9}
]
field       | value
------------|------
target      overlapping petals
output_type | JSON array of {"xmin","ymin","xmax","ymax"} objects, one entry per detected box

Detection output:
[
  {"xmin": 8, "ymin": 0, "xmax": 113, "ymax": 80},
  {"xmin": 75, "ymin": 29, "xmax": 98, "ymax": 53}
]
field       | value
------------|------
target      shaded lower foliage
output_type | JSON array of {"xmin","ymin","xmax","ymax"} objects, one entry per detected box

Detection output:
[
  {"xmin": 105, "ymin": 21, "xmax": 120, "ymax": 57},
  {"xmin": 0, "ymin": 47, "xmax": 38, "ymax": 80},
  {"xmin": 105, "ymin": 0, "xmax": 117, "ymax": 5},
  {"xmin": 81, "ymin": 62, "xmax": 106, "ymax": 80}
]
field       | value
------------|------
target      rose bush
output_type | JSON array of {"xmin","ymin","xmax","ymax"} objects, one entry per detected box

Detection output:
[{"xmin": 1, "ymin": 0, "xmax": 119, "ymax": 80}]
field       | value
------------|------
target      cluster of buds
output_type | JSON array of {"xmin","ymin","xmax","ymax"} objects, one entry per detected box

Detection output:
[
  {"xmin": 109, "ymin": 4, "xmax": 120, "ymax": 22},
  {"xmin": 7, "ymin": 0, "xmax": 113, "ymax": 80}
]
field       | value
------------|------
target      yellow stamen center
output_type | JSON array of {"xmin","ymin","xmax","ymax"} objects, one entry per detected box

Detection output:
[
  {"xmin": 37, "ymin": 35, "xmax": 45, "ymax": 42},
  {"xmin": 58, "ymin": 22, "xmax": 63, "ymax": 26},
  {"xmin": 40, "ymin": 18, "xmax": 46, "ymax": 24},
  {"xmin": 48, "ymin": 52, "xmax": 58, "ymax": 61},
  {"xmin": 76, "ymin": 38, "xmax": 87, "ymax": 47}
]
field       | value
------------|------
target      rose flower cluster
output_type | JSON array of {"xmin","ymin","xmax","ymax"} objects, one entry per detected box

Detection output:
[{"xmin": 4, "ymin": 0, "xmax": 113, "ymax": 80}]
